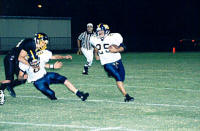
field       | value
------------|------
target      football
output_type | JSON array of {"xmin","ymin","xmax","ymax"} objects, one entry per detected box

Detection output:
[{"xmin": 108, "ymin": 44, "xmax": 119, "ymax": 49}]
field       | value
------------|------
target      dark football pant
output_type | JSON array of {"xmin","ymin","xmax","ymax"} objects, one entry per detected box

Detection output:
[
  {"xmin": 4, "ymin": 54, "xmax": 19, "ymax": 81},
  {"xmin": 103, "ymin": 59, "xmax": 125, "ymax": 82},
  {"xmin": 0, "ymin": 54, "xmax": 24, "ymax": 91},
  {"xmin": 33, "ymin": 72, "xmax": 67, "ymax": 100}
]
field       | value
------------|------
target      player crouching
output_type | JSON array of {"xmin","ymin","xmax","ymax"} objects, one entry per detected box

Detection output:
[{"xmin": 18, "ymin": 50, "xmax": 89, "ymax": 101}]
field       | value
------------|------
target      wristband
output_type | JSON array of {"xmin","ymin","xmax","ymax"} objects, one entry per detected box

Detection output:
[{"xmin": 50, "ymin": 64, "xmax": 54, "ymax": 69}]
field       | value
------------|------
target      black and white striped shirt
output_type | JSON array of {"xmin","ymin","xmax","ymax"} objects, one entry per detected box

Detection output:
[{"xmin": 78, "ymin": 31, "xmax": 95, "ymax": 50}]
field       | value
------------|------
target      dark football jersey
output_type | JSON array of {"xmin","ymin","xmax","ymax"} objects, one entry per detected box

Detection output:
[{"xmin": 9, "ymin": 38, "xmax": 37, "ymax": 58}]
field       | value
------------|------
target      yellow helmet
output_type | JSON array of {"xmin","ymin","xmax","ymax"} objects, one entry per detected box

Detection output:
[
  {"xmin": 34, "ymin": 32, "xmax": 48, "ymax": 50},
  {"xmin": 96, "ymin": 23, "xmax": 110, "ymax": 34}
]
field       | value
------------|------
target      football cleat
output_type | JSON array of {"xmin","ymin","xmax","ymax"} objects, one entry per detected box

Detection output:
[
  {"xmin": 82, "ymin": 66, "xmax": 88, "ymax": 75},
  {"xmin": 0, "ymin": 90, "xmax": 5, "ymax": 105},
  {"xmin": 7, "ymin": 86, "xmax": 16, "ymax": 98},
  {"xmin": 81, "ymin": 92, "xmax": 89, "ymax": 101},
  {"xmin": 124, "ymin": 94, "xmax": 134, "ymax": 102},
  {"xmin": 82, "ymin": 72, "xmax": 88, "ymax": 75},
  {"xmin": 78, "ymin": 91, "xmax": 89, "ymax": 101}
]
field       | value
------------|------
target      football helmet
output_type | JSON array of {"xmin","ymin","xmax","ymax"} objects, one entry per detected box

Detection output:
[
  {"xmin": 28, "ymin": 50, "xmax": 40, "ymax": 67},
  {"xmin": 34, "ymin": 32, "xmax": 48, "ymax": 50},
  {"xmin": 96, "ymin": 23, "xmax": 110, "ymax": 35}
]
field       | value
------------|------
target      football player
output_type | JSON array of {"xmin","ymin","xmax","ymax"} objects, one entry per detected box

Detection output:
[
  {"xmin": 90, "ymin": 23, "xmax": 134, "ymax": 102},
  {"xmin": 0, "ymin": 33, "xmax": 48, "ymax": 98},
  {"xmin": 18, "ymin": 49, "xmax": 89, "ymax": 101},
  {"xmin": 77, "ymin": 23, "xmax": 96, "ymax": 75}
]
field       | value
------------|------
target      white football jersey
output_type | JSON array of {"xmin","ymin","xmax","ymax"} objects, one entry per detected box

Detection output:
[
  {"xmin": 19, "ymin": 50, "xmax": 52, "ymax": 83},
  {"xmin": 90, "ymin": 33, "xmax": 123, "ymax": 65}
]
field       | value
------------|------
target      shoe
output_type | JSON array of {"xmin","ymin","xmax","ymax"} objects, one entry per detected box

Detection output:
[
  {"xmin": 82, "ymin": 72, "xmax": 88, "ymax": 75},
  {"xmin": 7, "ymin": 86, "xmax": 16, "ymax": 98},
  {"xmin": 0, "ymin": 90, "xmax": 5, "ymax": 105},
  {"xmin": 51, "ymin": 97, "xmax": 57, "ymax": 100},
  {"xmin": 82, "ymin": 66, "xmax": 88, "ymax": 75},
  {"xmin": 124, "ymin": 94, "xmax": 134, "ymax": 102},
  {"xmin": 79, "ymin": 91, "xmax": 89, "ymax": 101}
]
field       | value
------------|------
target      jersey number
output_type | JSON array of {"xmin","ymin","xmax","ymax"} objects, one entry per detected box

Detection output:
[
  {"xmin": 96, "ymin": 44, "xmax": 110, "ymax": 54},
  {"xmin": 16, "ymin": 39, "xmax": 24, "ymax": 47}
]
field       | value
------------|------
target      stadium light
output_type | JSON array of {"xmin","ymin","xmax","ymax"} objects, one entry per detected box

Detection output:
[{"xmin": 37, "ymin": 4, "xmax": 42, "ymax": 8}]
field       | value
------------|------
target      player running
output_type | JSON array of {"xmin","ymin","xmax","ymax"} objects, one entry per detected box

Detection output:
[
  {"xmin": 90, "ymin": 23, "xmax": 134, "ymax": 102},
  {"xmin": 77, "ymin": 23, "xmax": 96, "ymax": 75}
]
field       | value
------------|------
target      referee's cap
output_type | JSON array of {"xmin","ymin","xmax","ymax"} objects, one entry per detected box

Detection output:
[{"xmin": 87, "ymin": 23, "xmax": 93, "ymax": 27}]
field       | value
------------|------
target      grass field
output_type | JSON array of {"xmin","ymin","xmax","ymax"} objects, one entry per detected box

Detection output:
[{"xmin": 0, "ymin": 52, "xmax": 200, "ymax": 131}]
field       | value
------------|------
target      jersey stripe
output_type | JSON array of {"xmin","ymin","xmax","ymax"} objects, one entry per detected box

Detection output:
[{"xmin": 78, "ymin": 31, "xmax": 95, "ymax": 50}]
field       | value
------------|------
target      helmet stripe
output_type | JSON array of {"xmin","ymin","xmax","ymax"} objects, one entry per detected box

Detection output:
[{"xmin": 30, "ymin": 50, "xmax": 36, "ymax": 60}]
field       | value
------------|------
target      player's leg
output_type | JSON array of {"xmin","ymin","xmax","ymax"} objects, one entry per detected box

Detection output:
[
  {"xmin": 84, "ymin": 49, "xmax": 94, "ymax": 74},
  {"xmin": 33, "ymin": 77, "xmax": 57, "ymax": 100},
  {"xmin": 2, "ymin": 55, "xmax": 16, "ymax": 97},
  {"xmin": 85, "ymin": 49, "xmax": 94, "ymax": 67},
  {"xmin": 104, "ymin": 63, "xmax": 127, "ymax": 95},
  {"xmin": 12, "ymin": 60, "xmax": 27, "ymax": 89},
  {"xmin": 81, "ymin": 48, "xmax": 89, "ymax": 74},
  {"xmin": 7, "ymin": 60, "xmax": 26, "ymax": 97},
  {"xmin": 104, "ymin": 63, "xmax": 127, "ymax": 96},
  {"xmin": 47, "ymin": 72, "xmax": 89, "ymax": 101},
  {"xmin": 104, "ymin": 62, "xmax": 134, "ymax": 102},
  {"xmin": 11, "ymin": 79, "xmax": 27, "ymax": 88},
  {"xmin": 117, "ymin": 60, "xmax": 134, "ymax": 102},
  {"xmin": 81, "ymin": 48, "xmax": 93, "ymax": 75},
  {"xmin": 64, "ymin": 80, "xmax": 89, "ymax": 101}
]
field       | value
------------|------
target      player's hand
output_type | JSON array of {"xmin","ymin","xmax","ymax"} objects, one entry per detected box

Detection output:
[
  {"xmin": 53, "ymin": 61, "xmax": 63, "ymax": 69},
  {"xmin": 77, "ymin": 48, "xmax": 82, "ymax": 55},
  {"xmin": 108, "ymin": 45, "xmax": 119, "ymax": 53},
  {"xmin": 65, "ymin": 55, "xmax": 72, "ymax": 60},
  {"xmin": 23, "ymin": 74, "xmax": 28, "ymax": 79},
  {"xmin": 95, "ymin": 55, "xmax": 100, "ymax": 60}
]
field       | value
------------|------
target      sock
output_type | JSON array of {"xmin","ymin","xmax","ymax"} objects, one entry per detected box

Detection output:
[
  {"xmin": 76, "ymin": 90, "xmax": 82, "ymax": 97},
  {"xmin": 125, "ymin": 94, "xmax": 130, "ymax": 98},
  {"xmin": 75, "ymin": 89, "xmax": 78, "ymax": 94}
]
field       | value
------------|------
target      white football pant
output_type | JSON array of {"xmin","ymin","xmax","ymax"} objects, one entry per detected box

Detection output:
[{"xmin": 81, "ymin": 47, "xmax": 94, "ymax": 67}]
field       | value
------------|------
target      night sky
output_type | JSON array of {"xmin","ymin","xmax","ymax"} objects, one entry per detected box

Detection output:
[{"xmin": 1, "ymin": 0, "xmax": 200, "ymax": 51}]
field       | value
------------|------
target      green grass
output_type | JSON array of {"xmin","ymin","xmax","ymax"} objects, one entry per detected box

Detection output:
[{"xmin": 0, "ymin": 52, "xmax": 200, "ymax": 131}]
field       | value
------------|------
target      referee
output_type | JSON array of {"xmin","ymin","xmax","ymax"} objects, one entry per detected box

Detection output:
[{"xmin": 77, "ymin": 23, "xmax": 95, "ymax": 75}]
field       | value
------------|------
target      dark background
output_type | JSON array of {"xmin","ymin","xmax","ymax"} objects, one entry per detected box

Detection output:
[{"xmin": 0, "ymin": 0, "xmax": 200, "ymax": 52}]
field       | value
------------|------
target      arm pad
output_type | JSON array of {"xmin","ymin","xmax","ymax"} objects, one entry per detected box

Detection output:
[{"xmin": 119, "ymin": 43, "xmax": 126, "ymax": 51}]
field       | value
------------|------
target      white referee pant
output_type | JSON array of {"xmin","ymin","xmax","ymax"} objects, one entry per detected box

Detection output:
[{"xmin": 81, "ymin": 47, "xmax": 94, "ymax": 67}]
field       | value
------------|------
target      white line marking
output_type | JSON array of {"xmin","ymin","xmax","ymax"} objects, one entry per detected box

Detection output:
[
  {"xmin": 0, "ymin": 121, "xmax": 140, "ymax": 131},
  {"xmin": 6, "ymin": 95, "xmax": 200, "ymax": 109},
  {"xmin": 91, "ymin": 127, "xmax": 139, "ymax": 131},
  {"xmin": 76, "ymin": 83, "xmax": 200, "ymax": 92},
  {"xmin": 72, "ymin": 74, "xmax": 198, "ymax": 80}
]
